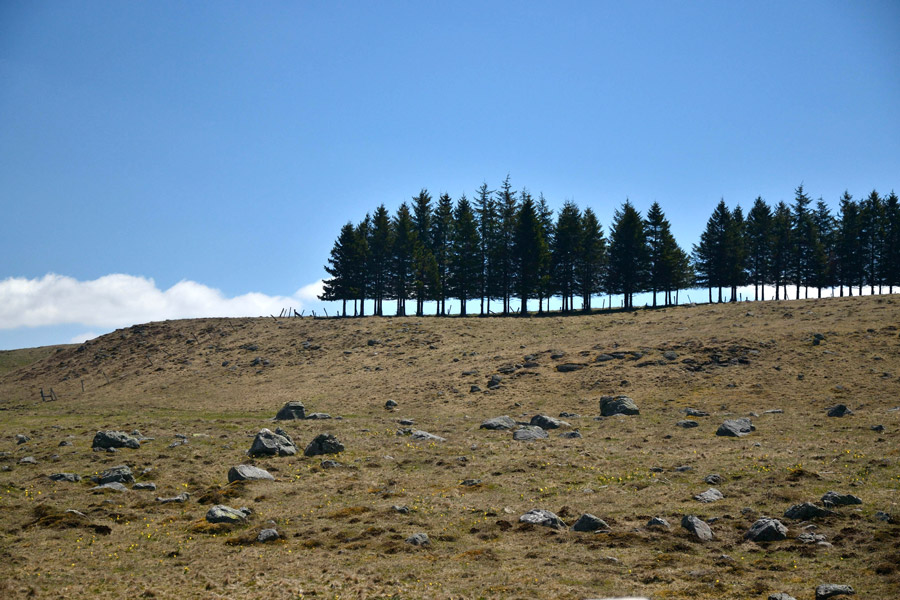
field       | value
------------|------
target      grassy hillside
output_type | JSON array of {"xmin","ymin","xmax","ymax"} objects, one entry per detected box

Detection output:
[
  {"xmin": 1, "ymin": 296, "xmax": 898, "ymax": 599},
  {"xmin": 0, "ymin": 344, "xmax": 75, "ymax": 377}
]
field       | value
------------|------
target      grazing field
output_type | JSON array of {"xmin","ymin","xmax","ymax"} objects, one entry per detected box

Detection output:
[{"xmin": 1, "ymin": 295, "xmax": 898, "ymax": 599}]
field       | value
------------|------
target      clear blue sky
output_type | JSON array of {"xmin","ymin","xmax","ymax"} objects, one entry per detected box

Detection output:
[{"xmin": 2, "ymin": 1, "xmax": 898, "ymax": 349}]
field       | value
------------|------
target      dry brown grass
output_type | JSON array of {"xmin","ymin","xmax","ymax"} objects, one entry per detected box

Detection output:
[{"xmin": 1, "ymin": 295, "xmax": 899, "ymax": 599}]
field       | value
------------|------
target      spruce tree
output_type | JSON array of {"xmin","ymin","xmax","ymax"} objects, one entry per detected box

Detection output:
[
  {"xmin": 576, "ymin": 207, "xmax": 606, "ymax": 311},
  {"xmin": 411, "ymin": 189, "xmax": 434, "ymax": 316},
  {"xmin": 860, "ymin": 190, "xmax": 884, "ymax": 294},
  {"xmin": 883, "ymin": 191, "xmax": 900, "ymax": 293},
  {"xmin": 770, "ymin": 201, "xmax": 793, "ymax": 300},
  {"xmin": 746, "ymin": 197, "xmax": 772, "ymax": 301},
  {"xmin": 391, "ymin": 203, "xmax": 417, "ymax": 316},
  {"xmin": 474, "ymin": 183, "xmax": 496, "ymax": 315},
  {"xmin": 431, "ymin": 193, "xmax": 454, "ymax": 315},
  {"xmin": 368, "ymin": 205, "xmax": 392, "ymax": 316},
  {"xmin": 450, "ymin": 194, "xmax": 481, "ymax": 316},
  {"xmin": 837, "ymin": 192, "xmax": 862, "ymax": 296},
  {"xmin": 494, "ymin": 176, "xmax": 519, "ymax": 314},
  {"xmin": 352, "ymin": 216, "xmax": 371, "ymax": 316},
  {"xmin": 536, "ymin": 193, "xmax": 555, "ymax": 313},
  {"xmin": 812, "ymin": 199, "xmax": 835, "ymax": 297},
  {"xmin": 552, "ymin": 202, "xmax": 582, "ymax": 312},
  {"xmin": 607, "ymin": 201, "xmax": 649, "ymax": 310},
  {"xmin": 513, "ymin": 191, "xmax": 547, "ymax": 315},
  {"xmin": 319, "ymin": 222, "xmax": 357, "ymax": 316}
]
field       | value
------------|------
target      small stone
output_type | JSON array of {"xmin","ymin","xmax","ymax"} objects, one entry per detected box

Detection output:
[
  {"xmin": 480, "ymin": 416, "xmax": 516, "ymax": 430},
  {"xmin": 248, "ymin": 428, "xmax": 297, "ymax": 457},
  {"xmin": 874, "ymin": 511, "xmax": 891, "ymax": 522},
  {"xmin": 704, "ymin": 473, "xmax": 723, "ymax": 485},
  {"xmin": 392, "ymin": 505, "xmax": 410, "ymax": 514},
  {"xmin": 18, "ymin": 456, "xmax": 37, "ymax": 464},
  {"xmin": 694, "ymin": 488, "xmax": 724, "ymax": 503},
  {"xmin": 155, "ymin": 491, "xmax": 190, "ymax": 504},
  {"xmin": 133, "ymin": 482, "xmax": 157, "ymax": 491},
  {"xmin": 826, "ymin": 404, "xmax": 852, "ymax": 417},
  {"xmin": 49, "ymin": 473, "xmax": 81, "ymax": 482},
  {"xmin": 58, "ymin": 440, "xmax": 72, "ymax": 447},
  {"xmin": 784, "ymin": 502, "xmax": 834, "ymax": 520},
  {"xmin": 815, "ymin": 584, "xmax": 855, "ymax": 600},
  {"xmin": 92, "ymin": 430, "xmax": 141, "ymax": 450},
  {"xmin": 408, "ymin": 430, "xmax": 446, "ymax": 443},
  {"xmin": 599, "ymin": 395, "xmax": 640, "ymax": 416},
  {"xmin": 529, "ymin": 415, "xmax": 569, "ymax": 429},
  {"xmin": 513, "ymin": 426, "xmax": 548, "ymax": 441},
  {"xmin": 559, "ymin": 431, "xmax": 582, "ymax": 439},
  {"xmin": 384, "ymin": 399, "xmax": 398, "ymax": 409},
  {"xmin": 460, "ymin": 479, "xmax": 482, "ymax": 486},
  {"xmin": 556, "ymin": 363, "xmax": 585, "ymax": 372},
  {"xmin": 646, "ymin": 517, "xmax": 670, "ymax": 530},
  {"xmin": 572, "ymin": 513, "xmax": 609, "ymax": 532},
  {"xmin": 206, "ymin": 505, "xmax": 248, "ymax": 524},
  {"xmin": 870, "ymin": 424, "xmax": 884, "ymax": 432},
  {"xmin": 768, "ymin": 594, "xmax": 797, "ymax": 600},
  {"xmin": 91, "ymin": 482, "xmax": 128, "ymax": 492},
  {"xmin": 595, "ymin": 354, "xmax": 614, "ymax": 362},
  {"xmin": 716, "ymin": 418, "xmax": 755, "ymax": 437},
  {"xmin": 676, "ymin": 420, "xmax": 699, "ymax": 428},
  {"xmin": 256, "ymin": 528, "xmax": 280, "ymax": 543},
  {"xmin": 519, "ymin": 509, "xmax": 566, "ymax": 529},
  {"xmin": 470, "ymin": 385, "xmax": 482, "ymax": 393},
  {"xmin": 663, "ymin": 351, "xmax": 678, "ymax": 360},
  {"xmin": 15, "ymin": 434, "xmax": 29, "ymax": 445},
  {"xmin": 304, "ymin": 413, "xmax": 332, "ymax": 420},
  {"xmin": 685, "ymin": 408, "xmax": 709, "ymax": 417},
  {"xmin": 98, "ymin": 465, "xmax": 134, "ymax": 485},
  {"xmin": 405, "ymin": 532, "xmax": 430, "ymax": 546}
]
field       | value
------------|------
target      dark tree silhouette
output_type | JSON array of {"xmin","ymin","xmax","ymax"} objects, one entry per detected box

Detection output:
[
  {"xmin": 368, "ymin": 205, "xmax": 392, "ymax": 316},
  {"xmin": 552, "ymin": 201, "xmax": 582, "ymax": 312},
  {"xmin": 576, "ymin": 207, "xmax": 606, "ymax": 311},
  {"xmin": 431, "ymin": 193, "xmax": 454, "ymax": 315},
  {"xmin": 474, "ymin": 183, "xmax": 496, "ymax": 315},
  {"xmin": 513, "ymin": 191, "xmax": 548, "ymax": 315},
  {"xmin": 607, "ymin": 200, "xmax": 648, "ymax": 310},
  {"xmin": 746, "ymin": 197, "xmax": 772, "ymax": 301},
  {"xmin": 449, "ymin": 194, "xmax": 481, "ymax": 316}
]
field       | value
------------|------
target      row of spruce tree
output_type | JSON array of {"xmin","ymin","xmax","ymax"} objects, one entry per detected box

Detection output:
[{"xmin": 319, "ymin": 176, "xmax": 900, "ymax": 317}]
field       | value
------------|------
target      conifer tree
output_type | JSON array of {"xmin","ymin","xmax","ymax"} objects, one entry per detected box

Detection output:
[
  {"xmin": 352, "ymin": 216, "xmax": 371, "ymax": 316},
  {"xmin": 770, "ymin": 201, "xmax": 793, "ymax": 300},
  {"xmin": 391, "ymin": 203, "xmax": 417, "ymax": 316},
  {"xmin": 513, "ymin": 191, "xmax": 547, "ymax": 315},
  {"xmin": 812, "ymin": 199, "xmax": 835, "ymax": 297},
  {"xmin": 368, "ymin": 205, "xmax": 392, "ymax": 316},
  {"xmin": 726, "ymin": 205, "xmax": 747, "ymax": 301},
  {"xmin": 791, "ymin": 184, "xmax": 819, "ymax": 299},
  {"xmin": 746, "ymin": 197, "xmax": 772, "ymax": 301},
  {"xmin": 431, "ymin": 193, "xmax": 454, "ymax": 315},
  {"xmin": 552, "ymin": 201, "xmax": 582, "ymax": 312},
  {"xmin": 536, "ymin": 193, "xmax": 555, "ymax": 313},
  {"xmin": 411, "ymin": 189, "xmax": 434, "ymax": 316},
  {"xmin": 449, "ymin": 195, "xmax": 481, "ymax": 316},
  {"xmin": 883, "ymin": 191, "xmax": 900, "ymax": 293},
  {"xmin": 319, "ymin": 222, "xmax": 357, "ymax": 316},
  {"xmin": 494, "ymin": 175, "xmax": 519, "ymax": 314},
  {"xmin": 474, "ymin": 183, "xmax": 496, "ymax": 315},
  {"xmin": 576, "ymin": 207, "xmax": 606, "ymax": 311},
  {"xmin": 607, "ymin": 200, "xmax": 648, "ymax": 310},
  {"xmin": 860, "ymin": 190, "xmax": 884, "ymax": 294},
  {"xmin": 837, "ymin": 192, "xmax": 862, "ymax": 296}
]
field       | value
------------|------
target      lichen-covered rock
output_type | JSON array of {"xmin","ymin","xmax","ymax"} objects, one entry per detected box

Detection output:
[
  {"xmin": 529, "ymin": 415, "xmax": 570, "ymax": 429},
  {"xmin": 821, "ymin": 491, "xmax": 862, "ymax": 507},
  {"xmin": 228, "ymin": 464, "xmax": 275, "ymax": 483},
  {"xmin": 815, "ymin": 584, "xmax": 855, "ymax": 600},
  {"xmin": 92, "ymin": 430, "xmax": 141, "ymax": 450},
  {"xmin": 784, "ymin": 502, "xmax": 834, "ymax": 520},
  {"xmin": 405, "ymin": 532, "xmax": 430, "ymax": 546},
  {"xmin": 745, "ymin": 518, "xmax": 788, "ymax": 542},
  {"xmin": 599, "ymin": 396, "xmax": 639, "ymax": 416},
  {"xmin": 206, "ymin": 505, "xmax": 249, "ymax": 524},
  {"xmin": 681, "ymin": 514, "xmax": 713, "ymax": 541},
  {"xmin": 98, "ymin": 465, "xmax": 134, "ymax": 485},
  {"xmin": 513, "ymin": 426, "xmax": 548, "ymax": 441},
  {"xmin": 572, "ymin": 513, "xmax": 609, "ymax": 532},
  {"xmin": 480, "ymin": 416, "xmax": 516, "ymax": 430},
  {"xmin": 694, "ymin": 488, "xmax": 724, "ymax": 503},
  {"xmin": 519, "ymin": 509, "xmax": 566, "ymax": 529},
  {"xmin": 716, "ymin": 418, "xmax": 755, "ymax": 437},
  {"xmin": 248, "ymin": 428, "xmax": 297, "ymax": 457}
]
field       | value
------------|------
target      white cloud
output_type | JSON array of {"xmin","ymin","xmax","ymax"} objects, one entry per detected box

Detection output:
[
  {"xmin": 69, "ymin": 331, "xmax": 99, "ymax": 344},
  {"xmin": 0, "ymin": 273, "xmax": 324, "ymax": 330}
]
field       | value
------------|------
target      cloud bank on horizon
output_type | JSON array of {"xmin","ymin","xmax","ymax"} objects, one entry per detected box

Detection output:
[{"xmin": 0, "ymin": 274, "xmax": 324, "ymax": 332}]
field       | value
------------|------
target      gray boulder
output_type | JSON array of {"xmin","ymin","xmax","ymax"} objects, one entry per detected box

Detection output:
[
  {"xmin": 600, "ymin": 395, "xmax": 640, "ymax": 416},
  {"xmin": 409, "ymin": 430, "xmax": 446, "ymax": 443},
  {"xmin": 156, "ymin": 492, "xmax": 190, "ymax": 504},
  {"xmin": 49, "ymin": 473, "xmax": 81, "ymax": 483},
  {"xmin": 745, "ymin": 518, "xmax": 788, "ymax": 542},
  {"xmin": 92, "ymin": 430, "xmax": 141, "ymax": 450},
  {"xmin": 676, "ymin": 420, "xmax": 699, "ymax": 428},
  {"xmin": 646, "ymin": 516, "xmax": 670, "ymax": 530},
  {"xmin": 384, "ymin": 399, "xmax": 398, "ymax": 409},
  {"xmin": 530, "ymin": 415, "xmax": 570, "ymax": 429},
  {"xmin": 405, "ymin": 532, "xmax": 430, "ymax": 546},
  {"xmin": 784, "ymin": 502, "xmax": 834, "ymax": 520},
  {"xmin": 685, "ymin": 408, "xmax": 709, "ymax": 417},
  {"xmin": 206, "ymin": 505, "xmax": 249, "ymax": 524},
  {"xmin": 572, "ymin": 513, "xmax": 609, "ymax": 532},
  {"xmin": 513, "ymin": 426, "xmax": 548, "ymax": 441},
  {"xmin": 705, "ymin": 473, "xmax": 723, "ymax": 485},
  {"xmin": 256, "ymin": 528, "xmax": 280, "ymax": 543},
  {"xmin": 133, "ymin": 482, "xmax": 156, "ymax": 491},
  {"xmin": 681, "ymin": 514, "xmax": 713, "ymax": 541},
  {"xmin": 248, "ymin": 428, "xmax": 297, "ymax": 457},
  {"xmin": 815, "ymin": 584, "xmax": 855, "ymax": 600},
  {"xmin": 304, "ymin": 433, "xmax": 345, "ymax": 456},
  {"xmin": 480, "ymin": 416, "xmax": 516, "ymax": 430},
  {"xmin": 519, "ymin": 509, "xmax": 566, "ymax": 529},
  {"xmin": 91, "ymin": 481, "xmax": 128, "ymax": 492},
  {"xmin": 826, "ymin": 404, "xmax": 852, "ymax": 417},
  {"xmin": 559, "ymin": 431, "xmax": 582, "ymax": 439},
  {"xmin": 821, "ymin": 491, "xmax": 862, "ymax": 507},
  {"xmin": 15, "ymin": 434, "xmax": 29, "ymax": 445},
  {"xmin": 768, "ymin": 594, "xmax": 797, "ymax": 600},
  {"xmin": 716, "ymin": 418, "xmax": 755, "ymax": 437},
  {"xmin": 274, "ymin": 401, "xmax": 305, "ymax": 420},
  {"xmin": 98, "ymin": 465, "xmax": 134, "ymax": 485},
  {"xmin": 19, "ymin": 456, "xmax": 37, "ymax": 464},
  {"xmin": 694, "ymin": 488, "xmax": 724, "ymax": 503},
  {"xmin": 305, "ymin": 412, "xmax": 332, "ymax": 420},
  {"xmin": 595, "ymin": 353, "xmax": 614, "ymax": 363},
  {"xmin": 556, "ymin": 363, "xmax": 586, "ymax": 372},
  {"xmin": 228, "ymin": 464, "xmax": 275, "ymax": 483}
]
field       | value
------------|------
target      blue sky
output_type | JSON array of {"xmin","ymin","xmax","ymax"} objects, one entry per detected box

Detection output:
[{"xmin": 1, "ymin": 1, "xmax": 898, "ymax": 349}]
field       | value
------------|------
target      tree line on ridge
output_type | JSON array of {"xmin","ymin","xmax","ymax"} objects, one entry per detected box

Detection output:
[{"xmin": 320, "ymin": 176, "xmax": 900, "ymax": 317}]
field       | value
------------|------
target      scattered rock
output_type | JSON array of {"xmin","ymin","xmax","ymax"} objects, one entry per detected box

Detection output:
[
  {"xmin": 519, "ymin": 509, "xmax": 566, "ymax": 529},
  {"xmin": 19, "ymin": 456, "xmax": 37, "ymax": 464},
  {"xmin": 530, "ymin": 415, "xmax": 570, "ymax": 429},
  {"xmin": 274, "ymin": 401, "xmax": 306, "ymax": 420},
  {"xmin": 408, "ymin": 430, "xmax": 446, "ymax": 443},
  {"xmin": 133, "ymin": 482, "xmax": 157, "ymax": 491},
  {"xmin": 206, "ymin": 505, "xmax": 249, "ymax": 524},
  {"xmin": 487, "ymin": 375, "xmax": 502, "ymax": 389},
  {"xmin": 480, "ymin": 416, "xmax": 517, "ymax": 430},
  {"xmin": 320, "ymin": 459, "xmax": 342, "ymax": 469},
  {"xmin": 821, "ymin": 491, "xmax": 862, "ymax": 507},
  {"xmin": 256, "ymin": 528, "xmax": 280, "ymax": 543},
  {"xmin": 676, "ymin": 420, "xmax": 699, "ymax": 428},
  {"xmin": 784, "ymin": 502, "xmax": 834, "ymax": 520},
  {"xmin": 49, "ymin": 473, "xmax": 81, "ymax": 483},
  {"xmin": 392, "ymin": 505, "xmax": 410, "ymax": 514},
  {"xmin": 460, "ymin": 479, "xmax": 482, "ymax": 486},
  {"xmin": 572, "ymin": 513, "xmax": 609, "ymax": 532},
  {"xmin": 384, "ymin": 399, "xmax": 398, "ymax": 409},
  {"xmin": 15, "ymin": 434, "xmax": 29, "ymax": 445},
  {"xmin": 470, "ymin": 385, "xmax": 482, "ymax": 393},
  {"xmin": 305, "ymin": 413, "xmax": 332, "ymax": 420},
  {"xmin": 599, "ymin": 395, "xmax": 640, "ymax": 416},
  {"xmin": 694, "ymin": 488, "xmax": 724, "ymax": 503},
  {"xmin": 646, "ymin": 517, "xmax": 670, "ymax": 530},
  {"xmin": 797, "ymin": 532, "xmax": 830, "ymax": 546},
  {"xmin": 559, "ymin": 431, "xmax": 582, "ymax": 439},
  {"xmin": 716, "ymin": 418, "xmax": 755, "ymax": 437},
  {"xmin": 681, "ymin": 515, "xmax": 713, "ymax": 541},
  {"xmin": 871, "ymin": 424, "xmax": 884, "ymax": 432},
  {"xmin": 513, "ymin": 426, "xmax": 548, "ymax": 441},
  {"xmin": 556, "ymin": 363, "xmax": 586, "ymax": 372},
  {"xmin": 248, "ymin": 428, "xmax": 298, "ymax": 457},
  {"xmin": 826, "ymin": 404, "xmax": 852, "ymax": 417},
  {"xmin": 92, "ymin": 430, "xmax": 141, "ymax": 450},
  {"xmin": 685, "ymin": 408, "xmax": 709, "ymax": 417},
  {"xmin": 663, "ymin": 350, "xmax": 678, "ymax": 360},
  {"xmin": 595, "ymin": 354, "xmax": 614, "ymax": 363},
  {"xmin": 156, "ymin": 492, "xmax": 190, "ymax": 504},
  {"xmin": 58, "ymin": 440, "xmax": 72, "ymax": 447},
  {"xmin": 874, "ymin": 511, "xmax": 892, "ymax": 522},
  {"xmin": 304, "ymin": 433, "xmax": 345, "ymax": 456},
  {"xmin": 768, "ymin": 594, "xmax": 797, "ymax": 600},
  {"xmin": 91, "ymin": 482, "xmax": 128, "ymax": 492},
  {"xmin": 815, "ymin": 584, "xmax": 855, "ymax": 600},
  {"xmin": 704, "ymin": 473, "xmax": 723, "ymax": 485},
  {"xmin": 744, "ymin": 518, "xmax": 788, "ymax": 542},
  {"xmin": 228, "ymin": 465, "xmax": 275, "ymax": 483},
  {"xmin": 98, "ymin": 465, "xmax": 134, "ymax": 485},
  {"xmin": 405, "ymin": 532, "xmax": 430, "ymax": 546}
]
